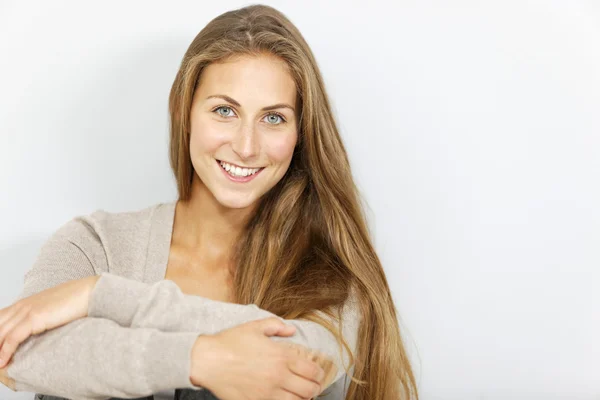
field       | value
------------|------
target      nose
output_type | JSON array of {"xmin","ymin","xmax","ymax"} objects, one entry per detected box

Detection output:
[{"xmin": 231, "ymin": 122, "xmax": 259, "ymax": 161}]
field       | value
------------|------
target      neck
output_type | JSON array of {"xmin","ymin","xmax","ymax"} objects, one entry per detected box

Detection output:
[{"xmin": 172, "ymin": 174, "xmax": 256, "ymax": 259}]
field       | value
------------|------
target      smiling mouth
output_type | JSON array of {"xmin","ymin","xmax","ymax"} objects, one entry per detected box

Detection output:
[{"xmin": 216, "ymin": 159, "xmax": 265, "ymax": 178}]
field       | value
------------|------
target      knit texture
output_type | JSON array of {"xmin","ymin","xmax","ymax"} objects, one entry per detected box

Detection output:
[{"xmin": 6, "ymin": 201, "xmax": 360, "ymax": 399}]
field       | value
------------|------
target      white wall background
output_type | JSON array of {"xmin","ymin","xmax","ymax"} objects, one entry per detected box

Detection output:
[{"xmin": 1, "ymin": 1, "xmax": 598, "ymax": 399}]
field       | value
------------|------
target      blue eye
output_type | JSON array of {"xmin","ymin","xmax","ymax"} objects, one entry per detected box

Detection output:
[
  {"xmin": 211, "ymin": 105, "xmax": 287, "ymax": 125},
  {"xmin": 264, "ymin": 114, "xmax": 285, "ymax": 125},
  {"xmin": 214, "ymin": 106, "xmax": 235, "ymax": 118}
]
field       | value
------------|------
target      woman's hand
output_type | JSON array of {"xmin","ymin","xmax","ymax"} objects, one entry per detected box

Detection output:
[
  {"xmin": 191, "ymin": 317, "xmax": 337, "ymax": 400},
  {"xmin": 0, "ymin": 275, "xmax": 99, "ymax": 368}
]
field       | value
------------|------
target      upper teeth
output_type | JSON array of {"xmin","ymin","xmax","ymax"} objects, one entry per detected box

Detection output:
[{"xmin": 219, "ymin": 161, "xmax": 262, "ymax": 177}]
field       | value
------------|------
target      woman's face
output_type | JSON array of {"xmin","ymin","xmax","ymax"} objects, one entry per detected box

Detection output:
[{"xmin": 188, "ymin": 54, "xmax": 298, "ymax": 209}]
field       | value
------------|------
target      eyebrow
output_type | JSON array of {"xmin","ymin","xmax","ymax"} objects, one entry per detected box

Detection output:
[{"xmin": 206, "ymin": 94, "xmax": 295, "ymax": 113}]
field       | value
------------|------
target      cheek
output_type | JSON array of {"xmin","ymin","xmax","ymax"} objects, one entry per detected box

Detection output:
[
  {"xmin": 190, "ymin": 123, "xmax": 230, "ymax": 153},
  {"xmin": 265, "ymin": 132, "xmax": 297, "ymax": 162}
]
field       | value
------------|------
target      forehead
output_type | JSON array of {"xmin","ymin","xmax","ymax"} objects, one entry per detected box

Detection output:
[{"xmin": 196, "ymin": 54, "xmax": 297, "ymax": 105}]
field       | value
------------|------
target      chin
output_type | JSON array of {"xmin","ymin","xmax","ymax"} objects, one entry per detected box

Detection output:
[{"xmin": 215, "ymin": 192, "xmax": 261, "ymax": 210}]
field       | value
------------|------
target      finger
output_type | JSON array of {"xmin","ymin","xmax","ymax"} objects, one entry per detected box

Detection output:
[
  {"xmin": 0, "ymin": 308, "xmax": 30, "ymax": 368},
  {"xmin": 288, "ymin": 357, "xmax": 325, "ymax": 385},
  {"xmin": 309, "ymin": 350, "xmax": 337, "ymax": 388},
  {"xmin": 282, "ymin": 342, "xmax": 314, "ymax": 361},
  {"xmin": 277, "ymin": 324, "xmax": 297, "ymax": 336},
  {"xmin": 272, "ymin": 388, "xmax": 305, "ymax": 400},
  {"xmin": 281, "ymin": 371, "xmax": 322, "ymax": 400},
  {"xmin": 0, "ymin": 306, "xmax": 29, "ymax": 346},
  {"xmin": 0, "ymin": 305, "xmax": 20, "ymax": 327},
  {"xmin": 284, "ymin": 344, "xmax": 337, "ymax": 388},
  {"xmin": 260, "ymin": 318, "xmax": 294, "ymax": 337},
  {"xmin": 279, "ymin": 389, "xmax": 307, "ymax": 400},
  {"xmin": 0, "ymin": 315, "xmax": 35, "ymax": 366}
]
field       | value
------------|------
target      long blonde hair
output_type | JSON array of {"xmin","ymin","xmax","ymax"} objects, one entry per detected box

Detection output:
[{"xmin": 168, "ymin": 4, "xmax": 418, "ymax": 399}]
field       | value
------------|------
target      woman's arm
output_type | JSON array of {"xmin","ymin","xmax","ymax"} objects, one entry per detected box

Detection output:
[
  {"xmin": 6, "ymin": 317, "xmax": 202, "ymax": 399},
  {"xmin": 89, "ymin": 272, "xmax": 362, "ymax": 389},
  {"xmin": 1, "ymin": 235, "xmax": 205, "ymax": 399},
  {"xmin": 5, "ymin": 216, "xmax": 358, "ymax": 395}
]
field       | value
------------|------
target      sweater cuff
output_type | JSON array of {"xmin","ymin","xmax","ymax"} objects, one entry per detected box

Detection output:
[
  {"xmin": 142, "ymin": 330, "xmax": 206, "ymax": 392},
  {"xmin": 88, "ymin": 272, "xmax": 149, "ymax": 326}
]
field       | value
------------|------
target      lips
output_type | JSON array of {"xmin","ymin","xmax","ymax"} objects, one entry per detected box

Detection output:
[
  {"xmin": 216, "ymin": 159, "xmax": 264, "ymax": 170},
  {"xmin": 216, "ymin": 159, "xmax": 265, "ymax": 182}
]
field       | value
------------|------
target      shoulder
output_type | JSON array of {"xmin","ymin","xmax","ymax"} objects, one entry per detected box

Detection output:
[
  {"xmin": 47, "ymin": 201, "xmax": 174, "ymax": 273},
  {"xmin": 18, "ymin": 202, "xmax": 174, "ymax": 298},
  {"xmin": 52, "ymin": 202, "xmax": 167, "ymax": 243}
]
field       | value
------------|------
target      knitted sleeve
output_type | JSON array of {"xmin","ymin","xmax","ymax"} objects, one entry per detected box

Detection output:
[
  {"xmin": 88, "ymin": 272, "xmax": 361, "ymax": 390},
  {"xmin": 4, "ymin": 223, "xmax": 205, "ymax": 400}
]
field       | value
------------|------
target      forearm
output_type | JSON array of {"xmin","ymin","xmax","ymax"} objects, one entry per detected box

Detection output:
[
  {"xmin": 5, "ymin": 317, "xmax": 203, "ymax": 399},
  {"xmin": 6, "ymin": 218, "xmax": 209, "ymax": 397},
  {"xmin": 89, "ymin": 273, "xmax": 361, "ymax": 387}
]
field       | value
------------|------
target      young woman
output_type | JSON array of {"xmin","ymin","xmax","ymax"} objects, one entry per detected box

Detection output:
[{"xmin": 0, "ymin": 4, "xmax": 418, "ymax": 400}]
